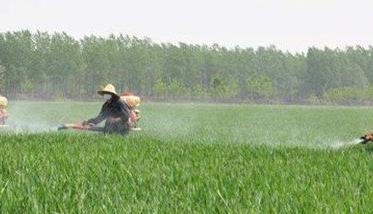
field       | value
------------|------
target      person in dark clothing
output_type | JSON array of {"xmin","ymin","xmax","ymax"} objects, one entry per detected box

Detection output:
[{"xmin": 82, "ymin": 84, "xmax": 131, "ymax": 135}]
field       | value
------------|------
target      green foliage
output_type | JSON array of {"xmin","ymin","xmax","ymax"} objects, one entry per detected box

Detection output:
[
  {"xmin": 1, "ymin": 31, "xmax": 373, "ymax": 103},
  {"xmin": 192, "ymin": 85, "xmax": 209, "ymax": 97},
  {"xmin": 154, "ymin": 79, "xmax": 167, "ymax": 98},
  {"xmin": 304, "ymin": 47, "xmax": 369, "ymax": 99},
  {"xmin": 210, "ymin": 76, "xmax": 228, "ymax": 98},
  {"xmin": 248, "ymin": 75, "xmax": 274, "ymax": 100},
  {"xmin": 22, "ymin": 79, "xmax": 34, "ymax": 94},
  {"xmin": 323, "ymin": 87, "xmax": 366, "ymax": 104},
  {"xmin": 168, "ymin": 80, "xmax": 186, "ymax": 98},
  {"xmin": 0, "ymin": 65, "xmax": 5, "ymax": 92},
  {"xmin": 307, "ymin": 93, "xmax": 321, "ymax": 105},
  {"xmin": 364, "ymin": 86, "xmax": 373, "ymax": 101}
]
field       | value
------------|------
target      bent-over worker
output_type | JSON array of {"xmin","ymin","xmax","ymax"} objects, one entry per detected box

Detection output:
[{"xmin": 82, "ymin": 84, "xmax": 131, "ymax": 135}]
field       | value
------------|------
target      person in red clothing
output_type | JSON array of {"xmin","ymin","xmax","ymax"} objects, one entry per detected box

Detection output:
[
  {"xmin": 360, "ymin": 132, "xmax": 373, "ymax": 144},
  {"xmin": 0, "ymin": 95, "xmax": 8, "ymax": 125},
  {"xmin": 128, "ymin": 109, "xmax": 141, "ymax": 130},
  {"xmin": 121, "ymin": 92, "xmax": 142, "ymax": 130},
  {"xmin": 0, "ymin": 108, "xmax": 7, "ymax": 125}
]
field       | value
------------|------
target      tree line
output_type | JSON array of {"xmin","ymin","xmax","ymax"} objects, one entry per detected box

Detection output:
[{"xmin": 1, "ymin": 30, "xmax": 373, "ymax": 104}]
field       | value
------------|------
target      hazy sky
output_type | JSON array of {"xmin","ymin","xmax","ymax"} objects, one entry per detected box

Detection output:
[{"xmin": 1, "ymin": 0, "xmax": 372, "ymax": 53}]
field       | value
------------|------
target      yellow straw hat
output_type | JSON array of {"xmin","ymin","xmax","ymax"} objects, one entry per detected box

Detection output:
[
  {"xmin": 97, "ymin": 84, "xmax": 118, "ymax": 97},
  {"xmin": 121, "ymin": 95, "xmax": 141, "ymax": 108},
  {"xmin": 0, "ymin": 96, "xmax": 8, "ymax": 107}
]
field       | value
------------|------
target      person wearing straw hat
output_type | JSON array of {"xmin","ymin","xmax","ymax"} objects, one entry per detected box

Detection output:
[
  {"xmin": 82, "ymin": 84, "xmax": 131, "ymax": 134},
  {"xmin": 120, "ymin": 92, "xmax": 142, "ymax": 130},
  {"xmin": 0, "ymin": 95, "xmax": 8, "ymax": 125},
  {"xmin": 128, "ymin": 109, "xmax": 141, "ymax": 130}
]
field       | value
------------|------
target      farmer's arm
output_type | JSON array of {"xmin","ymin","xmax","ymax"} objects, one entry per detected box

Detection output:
[{"xmin": 85, "ymin": 104, "xmax": 108, "ymax": 125}]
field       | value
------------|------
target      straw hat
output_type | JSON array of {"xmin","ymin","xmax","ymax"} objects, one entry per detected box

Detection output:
[
  {"xmin": 97, "ymin": 84, "xmax": 118, "ymax": 97},
  {"xmin": 0, "ymin": 96, "xmax": 8, "ymax": 107},
  {"xmin": 121, "ymin": 95, "xmax": 141, "ymax": 108}
]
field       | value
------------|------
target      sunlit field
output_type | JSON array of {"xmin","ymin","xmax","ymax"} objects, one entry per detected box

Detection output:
[{"xmin": 1, "ymin": 102, "xmax": 373, "ymax": 212}]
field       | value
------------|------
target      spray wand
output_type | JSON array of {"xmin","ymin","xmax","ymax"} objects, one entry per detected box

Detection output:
[{"xmin": 358, "ymin": 132, "xmax": 373, "ymax": 144}]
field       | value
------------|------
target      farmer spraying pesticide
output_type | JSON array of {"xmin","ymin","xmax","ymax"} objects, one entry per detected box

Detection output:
[
  {"xmin": 0, "ymin": 95, "xmax": 8, "ymax": 126},
  {"xmin": 346, "ymin": 131, "xmax": 373, "ymax": 146},
  {"xmin": 358, "ymin": 132, "xmax": 373, "ymax": 144},
  {"xmin": 58, "ymin": 84, "xmax": 132, "ymax": 135}
]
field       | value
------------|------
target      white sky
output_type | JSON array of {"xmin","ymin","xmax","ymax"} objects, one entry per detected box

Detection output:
[{"xmin": 0, "ymin": 0, "xmax": 372, "ymax": 53}]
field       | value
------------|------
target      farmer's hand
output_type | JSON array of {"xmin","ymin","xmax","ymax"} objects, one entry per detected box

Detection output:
[{"xmin": 82, "ymin": 121, "xmax": 95, "ymax": 127}]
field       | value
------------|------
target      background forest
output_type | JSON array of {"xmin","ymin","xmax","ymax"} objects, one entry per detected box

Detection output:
[{"xmin": 1, "ymin": 30, "xmax": 373, "ymax": 104}]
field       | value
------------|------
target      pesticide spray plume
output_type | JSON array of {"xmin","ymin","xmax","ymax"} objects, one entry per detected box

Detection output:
[
  {"xmin": 7, "ymin": 116, "xmax": 55, "ymax": 133},
  {"xmin": 326, "ymin": 132, "xmax": 373, "ymax": 150},
  {"xmin": 327, "ymin": 138, "xmax": 363, "ymax": 150},
  {"xmin": 4, "ymin": 101, "xmax": 57, "ymax": 133}
]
